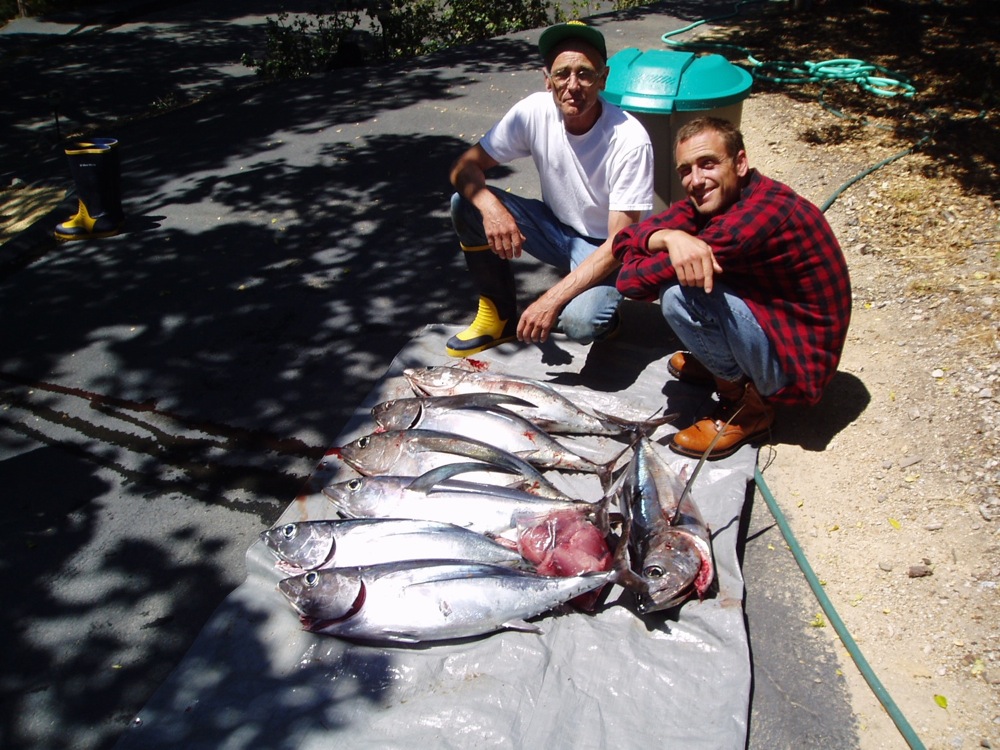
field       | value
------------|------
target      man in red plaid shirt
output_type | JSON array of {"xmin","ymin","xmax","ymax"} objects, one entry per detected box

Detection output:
[{"xmin": 612, "ymin": 117, "xmax": 851, "ymax": 460}]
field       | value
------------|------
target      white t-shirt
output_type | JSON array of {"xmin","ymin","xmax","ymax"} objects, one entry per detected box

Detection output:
[{"xmin": 480, "ymin": 91, "xmax": 654, "ymax": 240}]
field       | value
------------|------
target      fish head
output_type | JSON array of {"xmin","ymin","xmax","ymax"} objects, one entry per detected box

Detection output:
[
  {"xmin": 322, "ymin": 475, "xmax": 405, "ymax": 518},
  {"xmin": 278, "ymin": 569, "xmax": 365, "ymax": 620},
  {"xmin": 336, "ymin": 432, "xmax": 404, "ymax": 476},
  {"xmin": 633, "ymin": 529, "xmax": 704, "ymax": 613},
  {"xmin": 371, "ymin": 398, "xmax": 422, "ymax": 431},
  {"xmin": 261, "ymin": 521, "xmax": 337, "ymax": 570},
  {"xmin": 403, "ymin": 366, "xmax": 467, "ymax": 396}
]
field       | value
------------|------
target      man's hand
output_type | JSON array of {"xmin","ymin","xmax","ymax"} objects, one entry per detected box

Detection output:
[
  {"xmin": 651, "ymin": 229, "xmax": 723, "ymax": 293},
  {"xmin": 480, "ymin": 202, "xmax": 526, "ymax": 260},
  {"xmin": 517, "ymin": 293, "xmax": 561, "ymax": 344}
]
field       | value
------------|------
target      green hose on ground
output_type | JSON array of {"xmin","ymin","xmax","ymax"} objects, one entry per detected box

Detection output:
[{"xmin": 754, "ymin": 468, "xmax": 928, "ymax": 750}]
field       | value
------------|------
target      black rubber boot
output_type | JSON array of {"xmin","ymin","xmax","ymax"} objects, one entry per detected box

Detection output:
[
  {"xmin": 54, "ymin": 138, "xmax": 125, "ymax": 241},
  {"xmin": 446, "ymin": 243, "xmax": 519, "ymax": 357}
]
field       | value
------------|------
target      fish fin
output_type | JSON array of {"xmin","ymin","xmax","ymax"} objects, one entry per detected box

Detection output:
[
  {"xmin": 429, "ymin": 392, "xmax": 538, "ymax": 411},
  {"xmin": 407, "ymin": 462, "xmax": 514, "ymax": 493},
  {"xmin": 502, "ymin": 619, "xmax": 543, "ymax": 634},
  {"xmin": 380, "ymin": 631, "xmax": 423, "ymax": 644},
  {"xmin": 673, "ymin": 405, "xmax": 740, "ymax": 523},
  {"xmin": 592, "ymin": 407, "xmax": 679, "ymax": 436},
  {"xmin": 409, "ymin": 430, "xmax": 557, "ymax": 491}
]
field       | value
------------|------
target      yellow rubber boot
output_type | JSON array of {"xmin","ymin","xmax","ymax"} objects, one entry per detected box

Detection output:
[
  {"xmin": 445, "ymin": 296, "xmax": 518, "ymax": 357},
  {"xmin": 445, "ymin": 243, "xmax": 518, "ymax": 357},
  {"xmin": 54, "ymin": 139, "xmax": 125, "ymax": 241}
]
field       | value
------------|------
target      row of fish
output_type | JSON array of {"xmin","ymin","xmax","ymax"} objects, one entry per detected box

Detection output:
[{"xmin": 261, "ymin": 364, "xmax": 716, "ymax": 644}]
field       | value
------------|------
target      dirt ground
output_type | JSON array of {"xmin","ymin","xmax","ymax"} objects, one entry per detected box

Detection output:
[{"xmin": 734, "ymin": 69, "xmax": 998, "ymax": 750}]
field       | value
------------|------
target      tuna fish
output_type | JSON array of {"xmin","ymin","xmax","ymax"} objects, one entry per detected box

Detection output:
[
  {"xmin": 327, "ymin": 428, "xmax": 567, "ymax": 499},
  {"xmin": 403, "ymin": 365, "xmax": 673, "ymax": 436},
  {"xmin": 371, "ymin": 393, "xmax": 618, "ymax": 488},
  {"xmin": 322, "ymin": 463, "xmax": 605, "ymax": 536},
  {"xmin": 616, "ymin": 435, "xmax": 715, "ymax": 613},
  {"xmin": 260, "ymin": 518, "xmax": 524, "ymax": 573},
  {"xmin": 277, "ymin": 560, "xmax": 613, "ymax": 643}
]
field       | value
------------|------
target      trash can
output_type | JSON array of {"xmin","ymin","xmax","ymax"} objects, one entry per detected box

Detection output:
[{"xmin": 603, "ymin": 49, "xmax": 753, "ymax": 212}]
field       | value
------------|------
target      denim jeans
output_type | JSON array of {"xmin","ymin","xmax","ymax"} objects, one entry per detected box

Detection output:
[
  {"xmin": 659, "ymin": 282, "xmax": 789, "ymax": 397},
  {"xmin": 450, "ymin": 189, "xmax": 621, "ymax": 343}
]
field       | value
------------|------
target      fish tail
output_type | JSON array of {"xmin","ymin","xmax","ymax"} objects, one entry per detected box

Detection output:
[{"xmin": 593, "ymin": 407, "xmax": 678, "ymax": 437}]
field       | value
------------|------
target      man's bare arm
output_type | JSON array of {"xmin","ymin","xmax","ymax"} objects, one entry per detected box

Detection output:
[
  {"xmin": 517, "ymin": 209, "xmax": 640, "ymax": 343},
  {"xmin": 450, "ymin": 144, "xmax": 525, "ymax": 259}
]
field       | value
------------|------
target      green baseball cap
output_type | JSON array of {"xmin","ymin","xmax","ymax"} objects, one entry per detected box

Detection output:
[{"xmin": 538, "ymin": 21, "xmax": 607, "ymax": 63}]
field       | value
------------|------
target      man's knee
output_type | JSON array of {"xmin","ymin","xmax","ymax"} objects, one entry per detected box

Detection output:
[
  {"xmin": 659, "ymin": 284, "xmax": 691, "ymax": 327},
  {"xmin": 450, "ymin": 192, "xmax": 487, "ymax": 245}
]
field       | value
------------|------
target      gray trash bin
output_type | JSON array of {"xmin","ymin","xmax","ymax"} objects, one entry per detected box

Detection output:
[{"xmin": 603, "ymin": 49, "xmax": 753, "ymax": 212}]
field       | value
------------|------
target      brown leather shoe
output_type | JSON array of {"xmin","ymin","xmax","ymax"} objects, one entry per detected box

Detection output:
[
  {"xmin": 667, "ymin": 351, "xmax": 715, "ymax": 386},
  {"xmin": 669, "ymin": 379, "xmax": 775, "ymax": 460}
]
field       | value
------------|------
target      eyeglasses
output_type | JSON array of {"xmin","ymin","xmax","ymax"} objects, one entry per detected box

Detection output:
[{"xmin": 544, "ymin": 66, "xmax": 604, "ymax": 88}]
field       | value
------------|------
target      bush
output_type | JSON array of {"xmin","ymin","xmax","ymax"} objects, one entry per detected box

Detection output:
[{"xmin": 242, "ymin": 0, "xmax": 562, "ymax": 79}]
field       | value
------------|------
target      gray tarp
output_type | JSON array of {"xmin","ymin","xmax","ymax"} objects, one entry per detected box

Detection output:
[{"xmin": 116, "ymin": 323, "xmax": 756, "ymax": 749}]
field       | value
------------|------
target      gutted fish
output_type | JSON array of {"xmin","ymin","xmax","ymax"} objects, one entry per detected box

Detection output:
[
  {"xmin": 328, "ymin": 428, "xmax": 567, "ymax": 499},
  {"xmin": 260, "ymin": 518, "xmax": 523, "ymax": 572},
  {"xmin": 278, "ymin": 560, "xmax": 613, "ymax": 643},
  {"xmin": 372, "ymin": 394, "xmax": 617, "ymax": 487},
  {"xmin": 323, "ymin": 463, "xmax": 603, "ymax": 536},
  {"xmin": 617, "ymin": 436, "xmax": 715, "ymax": 613},
  {"xmin": 403, "ymin": 365, "xmax": 672, "ymax": 436}
]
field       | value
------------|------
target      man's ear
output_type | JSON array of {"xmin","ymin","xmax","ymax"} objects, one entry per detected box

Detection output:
[{"xmin": 735, "ymin": 149, "xmax": 750, "ymax": 177}]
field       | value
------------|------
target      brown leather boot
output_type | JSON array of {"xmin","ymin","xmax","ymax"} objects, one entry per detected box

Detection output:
[
  {"xmin": 667, "ymin": 351, "xmax": 715, "ymax": 386},
  {"xmin": 669, "ymin": 377, "xmax": 775, "ymax": 459}
]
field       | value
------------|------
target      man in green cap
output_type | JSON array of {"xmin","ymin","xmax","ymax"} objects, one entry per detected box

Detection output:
[{"xmin": 446, "ymin": 21, "xmax": 654, "ymax": 357}]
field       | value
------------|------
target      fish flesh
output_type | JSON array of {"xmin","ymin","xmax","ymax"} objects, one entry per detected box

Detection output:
[
  {"xmin": 617, "ymin": 435, "xmax": 714, "ymax": 613},
  {"xmin": 515, "ymin": 508, "xmax": 613, "ymax": 611},
  {"xmin": 277, "ymin": 560, "xmax": 612, "ymax": 643},
  {"xmin": 327, "ymin": 428, "xmax": 568, "ymax": 499},
  {"xmin": 260, "ymin": 518, "xmax": 523, "ymax": 573},
  {"xmin": 323, "ymin": 463, "xmax": 605, "ymax": 536},
  {"xmin": 403, "ymin": 365, "xmax": 673, "ymax": 436},
  {"xmin": 371, "ymin": 393, "xmax": 617, "ymax": 487}
]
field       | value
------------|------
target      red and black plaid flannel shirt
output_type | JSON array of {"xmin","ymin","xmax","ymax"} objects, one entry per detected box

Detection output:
[{"xmin": 612, "ymin": 170, "xmax": 852, "ymax": 406}]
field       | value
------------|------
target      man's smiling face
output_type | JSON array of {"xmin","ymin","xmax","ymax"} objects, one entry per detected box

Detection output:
[{"xmin": 675, "ymin": 130, "xmax": 749, "ymax": 217}]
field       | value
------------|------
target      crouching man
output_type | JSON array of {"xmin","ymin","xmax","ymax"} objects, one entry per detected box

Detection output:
[{"xmin": 612, "ymin": 117, "xmax": 852, "ymax": 460}]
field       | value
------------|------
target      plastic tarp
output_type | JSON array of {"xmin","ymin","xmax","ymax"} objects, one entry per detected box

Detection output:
[{"xmin": 116, "ymin": 324, "xmax": 756, "ymax": 749}]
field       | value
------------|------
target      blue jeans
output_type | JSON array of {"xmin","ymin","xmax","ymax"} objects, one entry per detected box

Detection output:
[
  {"xmin": 660, "ymin": 283, "xmax": 789, "ymax": 397},
  {"xmin": 450, "ymin": 189, "xmax": 621, "ymax": 343}
]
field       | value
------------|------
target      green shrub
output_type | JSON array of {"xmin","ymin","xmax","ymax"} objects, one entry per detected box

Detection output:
[{"xmin": 242, "ymin": 0, "xmax": 564, "ymax": 79}]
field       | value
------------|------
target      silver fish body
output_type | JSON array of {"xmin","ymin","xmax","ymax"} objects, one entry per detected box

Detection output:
[
  {"xmin": 329, "ymin": 428, "xmax": 567, "ymax": 499},
  {"xmin": 619, "ymin": 436, "xmax": 714, "ymax": 613},
  {"xmin": 277, "ymin": 560, "xmax": 612, "ymax": 643},
  {"xmin": 322, "ymin": 465, "xmax": 602, "ymax": 536},
  {"xmin": 403, "ymin": 365, "xmax": 662, "ymax": 436},
  {"xmin": 372, "ymin": 394, "xmax": 613, "ymax": 480},
  {"xmin": 260, "ymin": 518, "xmax": 523, "ymax": 572}
]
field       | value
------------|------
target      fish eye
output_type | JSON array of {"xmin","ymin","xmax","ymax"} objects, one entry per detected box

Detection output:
[
  {"xmin": 281, "ymin": 524, "xmax": 297, "ymax": 539},
  {"xmin": 644, "ymin": 565, "xmax": 665, "ymax": 579},
  {"xmin": 357, "ymin": 436, "xmax": 370, "ymax": 448},
  {"xmin": 347, "ymin": 478, "xmax": 364, "ymax": 491},
  {"xmin": 304, "ymin": 572, "xmax": 319, "ymax": 587}
]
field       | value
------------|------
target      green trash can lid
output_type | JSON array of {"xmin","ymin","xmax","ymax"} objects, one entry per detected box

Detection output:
[{"xmin": 603, "ymin": 48, "xmax": 753, "ymax": 114}]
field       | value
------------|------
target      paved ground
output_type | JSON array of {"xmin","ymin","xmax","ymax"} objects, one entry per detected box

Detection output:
[{"xmin": 1, "ymin": 3, "xmax": 861, "ymax": 749}]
